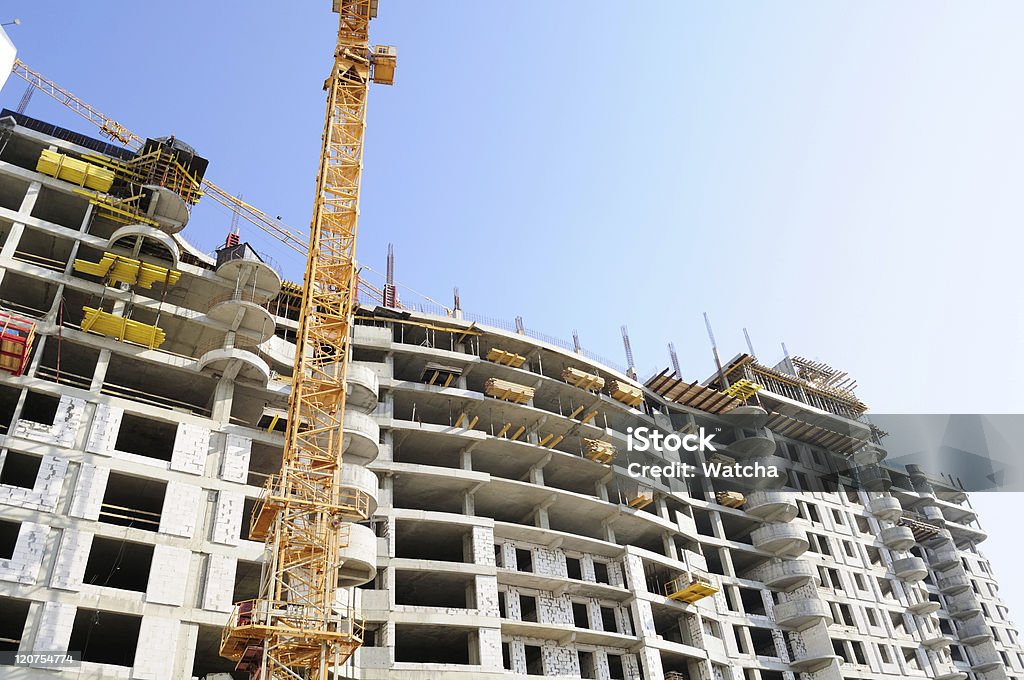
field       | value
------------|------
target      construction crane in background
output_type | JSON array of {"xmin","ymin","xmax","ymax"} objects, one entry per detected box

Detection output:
[
  {"xmin": 10, "ymin": 59, "xmax": 309, "ymax": 255},
  {"xmin": 218, "ymin": 2, "xmax": 395, "ymax": 678}
]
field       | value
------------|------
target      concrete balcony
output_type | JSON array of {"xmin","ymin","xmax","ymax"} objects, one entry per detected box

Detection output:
[
  {"xmin": 852, "ymin": 444, "xmax": 886, "ymax": 465},
  {"xmin": 727, "ymin": 404, "xmax": 769, "ymax": 429},
  {"xmin": 338, "ymin": 522, "xmax": 377, "ymax": 587},
  {"xmin": 934, "ymin": 670, "xmax": 967, "ymax": 680},
  {"xmin": 215, "ymin": 242, "xmax": 282, "ymax": 297},
  {"xmin": 879, "ymin": 525, "xmax": 916, "ymax": 551},
  {"xmin": 937, "ymin": 572, "xmax": 972, "ymax": 595},
  {"xmin": 906, "ymin": 584, "xmax": 941, "ymax": 615},
  {"xmin": 108, "ymin": 224, "xmax": 180, "ymax": 266},
  {"xmin": 208, "ymin": 290, "xmax": 276, "ymax": 340},
  {"xmin": 868, "ymin": 495, "xmax": 903, "ymax": 522},
  {"xmin": 340, "ymin": 463, "xmax": 380, "ymax": 518},
  {"xmin": 928, "ymin": 546, "xmax": 960, "ymax": 570},
  {"xmin": 789, "ymin": 652, "xmax": 841, "ymax": 674},
  {"xmin": 744, "ymin": 490, "xmax": 798, "ymax": 522},
  {"xmin": 957, "ymin": 621, "xmax": 994, "ymax": 645},
  {"xmin": 946, "ymin": 591, "xmax": 983, "ymax": 620},
  {"xmin": 921, "ymin": 628, "xmax": 953, "ymax": 649},
  {"xmin": 857, "ymin": 464, "xmax": 891, "ymax": 492},
  {"xmin": 726, "ymin": 434, "xmax": 776, "ymax": 458},
  {"xmin": 343, "ymin": 411, "xmax": 381, "ymax": 465},
  {"xmin": 346, "ymin": 364, "xmax": 380, "ymax": 413},
  {"xmin": 761, "ymin": 559, "xmax": 818, "ymax": 591},
  {"xmin": 970, "ymin": 649, "xmax": 1003, "ymax": 673},
  {"xmin": 892, "ymin": 556, "xmax": 928, "ymax": 582},
  {"xmin": 773, "ymin": 597, "xmax": 832, "ymax": 631},
  {"xmin": 752, "ymin": 523, "xmax": 809, "ymax": 557},
  {"xmin": 197, "ymin": 342, "xmax": 271, "ymax": 384}
]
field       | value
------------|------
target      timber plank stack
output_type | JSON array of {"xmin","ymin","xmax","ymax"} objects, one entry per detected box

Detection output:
[
  {"xmin": 607, "ymin": 379, "xmax": 644, "ymax": 407},
  {"xmin": 485, "ymin": 347, "xmax": 527, "ymax": 368},
  {"xmin": 582, "ymin": 438, "xmax": 616, "ymax": 464},
  {"xmin": 561, "ymin": 366, "xmax": 605, "ymax": 392},
  {"xmin": 484, "ymin": 378, "xmax": 534, "ymax": 404}
]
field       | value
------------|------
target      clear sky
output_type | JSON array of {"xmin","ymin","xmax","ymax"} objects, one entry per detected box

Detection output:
[{"xmin": 3, "ymin": 0, "xmax": 1022, "ymax": 627}]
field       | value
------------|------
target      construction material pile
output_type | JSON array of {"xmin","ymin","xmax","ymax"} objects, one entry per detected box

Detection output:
[
  {"xmin": 582, "ymin": 438, "xmax": 615, "ymax": 464},
  {"xmin": 484, "ymin": 378, "xmax": 534, "ymax": 404},
  {"xmin": 561, "ymin": 366, "xmax": 605, "ymax": 392},
  {"xmin": 486, "ymin": 347, "xmax": 526, "ymax": 368},
  {"xmin": 608, "ymin": 379, "xmax": 644, "ymax": 407}
]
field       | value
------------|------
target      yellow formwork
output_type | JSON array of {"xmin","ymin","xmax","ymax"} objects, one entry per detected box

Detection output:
[
  {"xmin": 723, "ymin": 378, "xmax": 762, "ymax": 401},
  {"xmin": 36, "ymin": 149, "xmax": 115, "ymax": 192},
  {"xmin": 81, "ymin": 307, "xmax": 165, "ymax": 349},
  {"xmin": 74, "ymin": 252, "xmax": 180, "ymax": 289}
]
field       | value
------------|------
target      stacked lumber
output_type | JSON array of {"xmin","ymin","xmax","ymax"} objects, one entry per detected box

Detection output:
[
  {"xmin": 627, "ymin": 487, "xmax": 654, "ymax": 509},
  {"xmin": 607, "ymin": 379, "xmax": 644, "ymax": 407},
  {"xmin": 582, "ymin": 438, "xmax": 616, "ymax": 464},
  {"xmin": 484, "ymin": 378, "xmax": 534, "ymax": 404},
  {"xmin": 561, "ymin": 366, "xmax": 605, "ymax": 392},
  {"xmin": 715, "ymin": 491, "xmax": 746, "ymax": 508},
  {"xmin": 486, "ymin": 347, "xmax": 526, "ymax": 368}
]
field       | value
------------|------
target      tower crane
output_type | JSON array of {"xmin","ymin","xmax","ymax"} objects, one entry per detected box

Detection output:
[
  {"xmin": 220, "ymin": 1, "xmax": 394, "ymax": 677},
  {"xmin": 8, "ymin": 2, "xmax": 396, "ymax": 677}
]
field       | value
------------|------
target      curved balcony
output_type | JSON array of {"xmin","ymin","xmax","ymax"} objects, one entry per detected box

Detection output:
[
  {"xmin": 937, "ymin": 572, "xmax": 972, "ymax": 595},
  {"xmin": 935, "ymin": 670, "xmax": 967, "ymax": 680},
  {"xmin": 921, "ymin": 631, "xmax": 953, "ymax": 649},
  {"xmin": 761, "ymin": 559, "xmax": 818, "ymax": 591},
  {"xmin": 215, "ymin": 243, "xmax": 283, "ymax": 298},
  {"xmin": 970, "ymin": 650, "xmax": 1003, "ymax": 673},
  {"xmin": 744, "ymin": 490, "xmax": 798, "ymax": 522},
  {"xmin": 879, "ymin": 525, "xmax": 916, "ymax": 551},
  {"xmin": 852, "ymin": 444, "xmax": 886, "ymax": 465},
  {"xmin": 346, "ymin": 364, "xmax": 380, "ymax": 413},
  {"xmin": 107, "ymin": 224, "xmax": 180, "ymax": 267},
  {"xmin": 947, "ymin": 591, "xmax": 983, "ymax": 620},
  {"xmin": 209, "ymin": 290, "xmax": 276, "ymax": 340},
  {"xmin": 928, "ymin": 546, "xmax": 960, "ymax": 570},
  {"xmin": 752, "ymin": 523, "xmax": 809, "ymax": 557},
  {"xmin": 145, "ymin": 184, "xmax": 190, "ymax": 233},
  {"xmin": 856, "ymin": 464, "xmax": 892, "ymax": 492},
  {"xmin": 907, "ymin": 585, "xmax": 941, "ymax": 615},
  {"xmin": 789, "ymin": 653, "xmax": 841, "ymax": 674},
  {"xmin": 197, "ymin": 339, "xmax": 271, "ymax": 384},
  {"xmin": 342, "ymin": 411, "xmax": 381, "ymax": 465},
  {"xmin": 774, "ymin": 597, "xmax": 832, "ymax": 631},
  {"xmin": 957, "ymin": 621, "xmax": 993, "ymax": 645},
  {"xmin": 340, "ymin": 463, "xmax": 380, "ymax": 518},
  {"xmin": 726, "ymin": 404, "xmax": 769, "ymax": 429},
  {"xmin": 892, "ymin": 556, "xmax": 928, "ymax": 582},
  {"xmin": 338, "ymin": 522, "xmax": 377, "ymax": 587},
  {"xmin": 727, "ymin": 434, "xmax": 776, "ymax": 458},
  {"xmin": 868, "ymin": 495, "xmax": 903, "ymax": 522}
]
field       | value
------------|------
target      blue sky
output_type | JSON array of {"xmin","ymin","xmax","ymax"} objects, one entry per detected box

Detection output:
[{"xmin": 3, "ymin": 1, "xmax": 1023, "ymax": 625}]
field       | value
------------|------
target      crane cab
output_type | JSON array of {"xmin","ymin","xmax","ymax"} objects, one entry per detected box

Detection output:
[{"xmin": 372, "ymin": 45, "xmax": 397, "ymax": 85}]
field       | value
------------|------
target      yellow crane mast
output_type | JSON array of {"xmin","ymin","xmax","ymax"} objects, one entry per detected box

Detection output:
[{"xmin": 219, "ymin": 2, "xmax": 394, "ymax": 678}]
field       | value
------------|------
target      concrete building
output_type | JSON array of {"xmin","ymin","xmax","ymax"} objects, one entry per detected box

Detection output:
[{"xmin": 0, "ymin": 112, "xmax": 1022, "ymax": 680}]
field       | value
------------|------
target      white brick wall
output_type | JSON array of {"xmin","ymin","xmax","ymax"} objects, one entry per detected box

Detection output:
[
  {"xmin": 0, "ymin": 522, "xmax": 48, "ymax": 584},
  {"xmin": 50, "ymin": 529, "xmax": 93, "ymax": 591},
  {"xmin": 33, "ymin": 601, "xmax": 77, "ymax": 656},
  {"xmin": 13, "ymin": 395, "xmax": 86, "ymax": 448},
  {"xmin": 68, "ymin": 464, "xmax": 109, "ymax": 521},
  {"xmin": 86, "ymin": 403, "xmax": 124, "ymax": 455},
  {"xmin": 0, "ymin": 454, "xmax": 67, "ymax": 511},
  {"xmin": 146, "ymin": 544, "xmax": 191, "ymax": 606},
  {"xmin": 220, "ymin": 434, "xmax": 251, "ymax": 483},
  {"xmin": 169, "ymin": 422, "xmax": 211, "ymax": 476},
  {"xmin": 158, "ymin": 481, "xmax": 202, "ymax": 538},
  {"xmin": 211, "ymin": 490, "xmax": 244, "ymax": 546},
  {"xmin": 201, "ymin": 553, "xmax": 237, "ymax": 612},
  {"xmin": 132, "ymin": 616, "xmax": 180, "ymax": 680},
  {"xmin": 478, "ymin": 627, "xmax": 503, "ymax": 669}
]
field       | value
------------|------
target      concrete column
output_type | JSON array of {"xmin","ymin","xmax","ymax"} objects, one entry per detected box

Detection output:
[
  {"xmin": 0, "ymin": 180, "xmax": 40, "ymax": 261},
  {"xmin": 211, "ymin": 377, "xmax": 235, "ymax": 425}
]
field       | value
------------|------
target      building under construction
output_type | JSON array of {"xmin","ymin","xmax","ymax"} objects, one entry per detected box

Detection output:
[{"xmin": 0, "ymin": 112, "xmax": 1023, "ymax": 680}]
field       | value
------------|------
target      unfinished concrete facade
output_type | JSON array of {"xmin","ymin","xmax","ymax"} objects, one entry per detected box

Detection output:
[{"xmin": 0, "ymin": 113, "xmax": 1022, "ymax": 680}]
